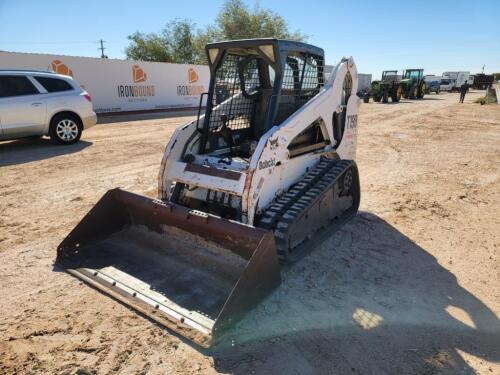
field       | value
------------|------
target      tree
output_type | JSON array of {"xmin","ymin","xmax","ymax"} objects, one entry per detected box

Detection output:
[
  {"xmin": 163, "ymin": 19, "xmax": 197, "ymax": 64},
  {"xmin": 125, "ymin": 19, "xmax": 197, "ymax": 63},
  {"xmin": 125, "ymin": 32, "xmax": 171, "ymax": 62},
  {"xmin": 211, "ymin": 0, "xmax": 306, "ymax": 41},
  {"xmin": 125, "ymin": 0, "xmax": 306, "ymax": 64}
]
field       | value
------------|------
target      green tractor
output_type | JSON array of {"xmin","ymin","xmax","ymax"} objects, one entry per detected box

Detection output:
[
  {"xmin": 363, "ymin": 70, "xmax": 403, "ymax": 103},
  {"xmin": 400, "ymin": 69, "xmax": 426, "ymax": 99}
]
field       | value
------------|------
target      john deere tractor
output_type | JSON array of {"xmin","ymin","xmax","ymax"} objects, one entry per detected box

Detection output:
[
  {"xmin": 363, "ymin": 70, "xmax": 403, "ymax": 103},
  {"xmin": 400, "ymin": 69, "xmax": 426, "ymax": 99}
]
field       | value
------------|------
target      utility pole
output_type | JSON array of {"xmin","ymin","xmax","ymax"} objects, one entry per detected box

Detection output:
[{"xmin": 98, "ymin": 39, "xmax": 108, "ymax": 58}]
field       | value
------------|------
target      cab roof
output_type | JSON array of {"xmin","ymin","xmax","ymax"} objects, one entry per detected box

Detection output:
[{"xmin": 205, "ymin": 38, "xmax": 324, "ymax": 59}]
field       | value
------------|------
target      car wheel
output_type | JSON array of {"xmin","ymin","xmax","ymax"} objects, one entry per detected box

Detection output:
[{"xmin": 50, "ymin": 114, "xmax": 82, "ymax": 145}]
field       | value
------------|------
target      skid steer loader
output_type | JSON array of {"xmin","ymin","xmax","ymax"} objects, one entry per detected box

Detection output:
[{"xmin": 57, "ymin": 39, "xmax": 361, "ymax": 347}]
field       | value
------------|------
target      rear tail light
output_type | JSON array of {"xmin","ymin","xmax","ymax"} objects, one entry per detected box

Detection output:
[{"xmin": 83, "ymin": 93, "xmax": 92, "ymax": 102}]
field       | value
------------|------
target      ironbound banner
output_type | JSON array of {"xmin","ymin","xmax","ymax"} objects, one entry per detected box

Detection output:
[{"xmin": 0, "ymin": 51, "xmax": 209, "ymax": 113}]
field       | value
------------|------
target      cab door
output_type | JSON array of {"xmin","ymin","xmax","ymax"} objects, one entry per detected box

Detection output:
[{"xmin": 0, "ymin": 75, "xmax": 46, "ymax": 140}]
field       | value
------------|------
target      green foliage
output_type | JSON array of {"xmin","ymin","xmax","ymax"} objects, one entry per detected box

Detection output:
[
  {"xmin": 474, "ymin": 88, "xmax": 497, "ymax": 105},
  {"xmin": 125, "ymin": 32, "xmax": 171, "ymax": 62},
  {"xmin": 125, "ymin": 19, "xmax": 197, "ymax": 63},
  {"xmin": 125, "ymin": 0, "xmax": 307, "ymax": 64},
  {"xmin": 211, "ymin": 0, "xmax": 306, "ymax": 41}
]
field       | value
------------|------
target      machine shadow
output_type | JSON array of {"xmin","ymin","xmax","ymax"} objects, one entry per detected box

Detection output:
[
  {"xmin": 0, "ymin": 138, "xmax": 92, "ymax": 167},
  {"xmin": 212, "ymin": 212, "xmax": 500, "ymax": 375}
]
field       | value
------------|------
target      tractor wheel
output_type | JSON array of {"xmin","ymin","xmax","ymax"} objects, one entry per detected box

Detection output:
[
  {"xmin": 418, "ymin": 82, "xmax": 426, "ymax": 99},
  {"xmin": 402, "ymin": 86, "xmax": 409, "ymax": 99},
  {"xmin": 392, "ymin": 84, "xmax": 402, "ymax": 102},
  {"xmin": 374, "ymin": 95, "xmax": 381, "ymax": 102},
  {"xmin": 382, "ymin": 92, "xmax": 389, "ymax": 103},
  {"xmin": 363, "ymin": 94, "xmax": 370, "ymax": 103},
  {"xmin": 409, "ymin": 85, "xmax": 418, "ymax": 99}
]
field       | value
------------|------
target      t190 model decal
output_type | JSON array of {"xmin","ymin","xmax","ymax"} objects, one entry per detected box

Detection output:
[
  {"xmin": 346, "ymin": 114, "xmax": 358, "ymax": 130},
  {"xmin": 259, "ymin": 158, "xmax": 276, "ymax": 170}
]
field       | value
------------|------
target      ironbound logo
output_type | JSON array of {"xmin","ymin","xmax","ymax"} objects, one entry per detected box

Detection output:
[
  {"xmin": 188, "ymin": 67, "xmax": 198, "ymax": 83},
  {"xmin": 50, "ymin": 60, "xmax": 73, "ymax": 77},
  {"xmin": 177, "ymin": 68, "xmax": 204, "ymax": 96},
  {"xmin": 132, "ymin": 65, "xmax": 147, "ymax": 83},
  {"xmin": 117, "ymin": 65, "xmax": 155, "ymax": 98}
]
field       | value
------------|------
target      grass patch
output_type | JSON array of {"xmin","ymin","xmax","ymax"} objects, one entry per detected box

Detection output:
[{"xmin": 474, "ymin": 87, "xmax": 497, "ymax": 105}]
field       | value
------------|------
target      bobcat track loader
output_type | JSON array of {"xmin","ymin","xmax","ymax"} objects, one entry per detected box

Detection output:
[{"xmin": 57, "ymin": 39, "xmax": 361, "ymax": 347}]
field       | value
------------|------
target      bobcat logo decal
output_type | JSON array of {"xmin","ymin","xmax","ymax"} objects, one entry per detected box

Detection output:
[{"xmin": 269, "ymin": 137, "xmax": 279, "ymax": 150}]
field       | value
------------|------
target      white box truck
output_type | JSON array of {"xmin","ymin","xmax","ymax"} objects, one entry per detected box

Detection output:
[
  {"xmin": 442, "ymin": 71, "xmax": 471, "ymax": 92},
  {"xmin": 357, "ymin": 73, "xmax": 372, "ymax": 95}
]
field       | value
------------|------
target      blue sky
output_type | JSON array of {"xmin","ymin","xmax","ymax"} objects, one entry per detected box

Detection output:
[{"xmin": 0, "ymin": 0, "xmax": 499, "ymax": 78}]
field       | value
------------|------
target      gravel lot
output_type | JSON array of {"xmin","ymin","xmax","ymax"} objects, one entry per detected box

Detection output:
[{"xmin": 1, "ymin": 91, "xmax": 499, "ymax": 374}]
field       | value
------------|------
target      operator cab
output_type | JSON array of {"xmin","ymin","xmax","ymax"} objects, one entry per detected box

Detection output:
[
  {"xmin": 196, "ymin": 39, "xmax": 325, "ymax": 163},
  {"xmin": 403, "ymin": 69, "xmax": 423, "ymax": 80},
  {"xmin": 381, "ymin": 70, "xmax": 400, "ymax": 82}
]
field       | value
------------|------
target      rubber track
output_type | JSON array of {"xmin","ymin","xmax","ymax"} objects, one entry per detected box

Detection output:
[
  {"xmin": 259, "ymin": 158, "xmax": 354, "ymax": 262},
  {"xmin": 258, "ymin": 158, "xmax": 338, "ymax": 230}
]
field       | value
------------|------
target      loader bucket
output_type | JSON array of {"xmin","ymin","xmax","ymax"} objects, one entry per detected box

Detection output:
[{"xmin": 56, "ymin": 188, "xmax": 280, "ymax": 347}]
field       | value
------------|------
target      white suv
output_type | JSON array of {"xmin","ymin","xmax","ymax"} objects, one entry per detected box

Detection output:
[{"xmin": 0, "ymin": 70, "xmax": 97, "ymax": 145}]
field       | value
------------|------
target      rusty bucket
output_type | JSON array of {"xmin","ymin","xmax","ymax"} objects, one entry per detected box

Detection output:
[{"xmin": 56, "ymin": 188, "xmax": 280, "ymax": 347}]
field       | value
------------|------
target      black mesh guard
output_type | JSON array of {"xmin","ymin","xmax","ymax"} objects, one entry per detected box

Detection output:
[
  {"xmin": 199, "ymin": 47, "xmax": 325, "ymax": 154},
  {"xmin": 274, "ymin": 53, "xmax": 324, "ymax": 125},
  {"xmin": 202, "ymin": 54, "xmax": 261, "ymax": 153}
]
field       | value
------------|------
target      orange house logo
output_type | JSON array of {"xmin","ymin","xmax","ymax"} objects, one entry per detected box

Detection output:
[
  {"xmin": 177, "ymin": 68, "xmax": 205, "ymax": 96},
  {"xmin": 51, "ymin": 60, "xmax": 73, "ymax": 77},
  {"xmin": 188, "ymin": 68, "xmax": 198, "ymax": 83},
  {"xmin": 132, "ymin": 65, "xmax": 147, "ymax": 83},
  {"xmin": 117, "ymin": 64, "xmax": 155, "ymax": 99}
]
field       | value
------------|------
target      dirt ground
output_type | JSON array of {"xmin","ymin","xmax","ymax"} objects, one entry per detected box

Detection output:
[{"xmin": 1, "ymin": 91, "xmax": 499, "ymax": 375}]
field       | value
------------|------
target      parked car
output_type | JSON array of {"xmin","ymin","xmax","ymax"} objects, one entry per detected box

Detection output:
[
  {"xmin": 424, "ymin": 75, "xmax": 442, "ymax": 94},
  {"xmin": 0, "ymin": 70, "xmax": 96, "ymax": 144},
  {"xmin": 426, "ymin": 80, "xmax": 441, "ymax": 94}
]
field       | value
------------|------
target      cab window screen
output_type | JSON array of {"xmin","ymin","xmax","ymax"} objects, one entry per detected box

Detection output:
[
  {"xmin": 0, "ymin": 76, "xmax": 39, "ymax": 97},
  {"xmin": 34, "ymin": 76, "xmax": 73, "ymax": 93}
]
